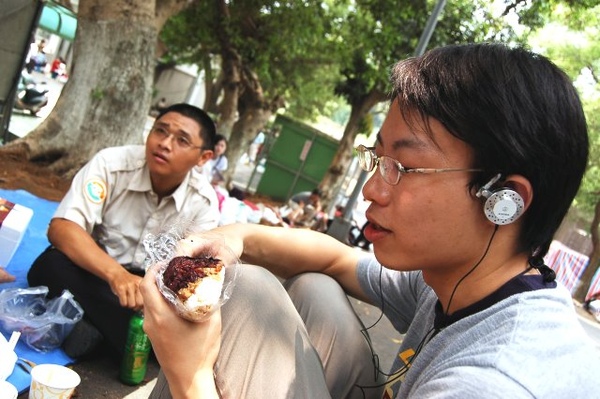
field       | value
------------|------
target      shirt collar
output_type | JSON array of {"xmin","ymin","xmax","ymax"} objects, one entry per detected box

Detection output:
[
  {"xmin": 128, "ymin": 163, "xmax": 153, "ymax": 192},
  {"xmin": 434, "ymin": 272, "xmax": 557, "ymax": 330},
  {"xmin": 169, "ymin": 172, "xmax": 192, "ymax": 212},
  {"xmin": 127, "ymin": 163, "xmax": 191, "ymax": 212}
]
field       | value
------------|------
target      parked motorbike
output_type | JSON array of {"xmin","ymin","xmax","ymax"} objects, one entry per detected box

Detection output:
[{"xmin": 13, "ymin": 71, "xmax": 49, "ymax": 116}]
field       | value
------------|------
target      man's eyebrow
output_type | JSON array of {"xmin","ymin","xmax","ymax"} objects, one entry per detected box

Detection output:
[
  {"xmin": 153, "ymin": 121, "xmax": 193, "ymax": 138},
  {"xmin": 376, "ymin": 131, "xmax": 426, "ymax": 150}
]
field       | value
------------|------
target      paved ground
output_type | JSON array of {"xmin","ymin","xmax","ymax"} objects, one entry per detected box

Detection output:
[
  {"xmin": 15, "ymin": 297, "xmax": 600, "ymax": 398},
  {"xmin": 7, "ymin": 71, "xmax": 62, "ymax": 139},
  {"xmin": 14, "ymin": 291, "xmax": 401, "ymax": 399},
  {"xmin": 14, "ymin": 290, "xmax": 402, "ymax": 399}
]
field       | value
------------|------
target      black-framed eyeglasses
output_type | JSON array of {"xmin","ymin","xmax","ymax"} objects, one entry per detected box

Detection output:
[
  {"xmin": 149, "ymin": 126, "xmax": 204, "ymax": 151},
  {"xmin": 355, "ymin": 144, "xmax": 482, "ymax": 186}
]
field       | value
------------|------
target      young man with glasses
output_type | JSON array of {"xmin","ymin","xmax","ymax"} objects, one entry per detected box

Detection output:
[
  {"xmin": 142, "ymin": 44, "xmax": 599, "ymax": 398},
  {"xmin": 28, "ymin": 103, "xmax": 220, "ymax": 360}
]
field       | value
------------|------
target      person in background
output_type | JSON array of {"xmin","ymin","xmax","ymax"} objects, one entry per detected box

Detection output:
[
  {"xmin": 36, "ymin": 39, "xmax": 46, "ymax": 54},
  {"xmin": 265, "ymin": 188, "xmax": 325, "ymax": 229},
  {"xmin": 203, "ymin": 134, "xmax": 229, "ymax": 186},
  {"xmin": 150, "ymin": 98, "xmax": 169, "ymax": 117},
  {"xmin": 287, "ymin": 188, "xmax": 326, "ymax": 229},
  {"xmin": 141, "ymin": 43, "xmax": 600, "ymax": 399},
  {"xmin": 247, "ymin": 131, "xmax": 265, "ymax": 164},
  {"xmin": 27, "ymin": 103, "xmax": 220, "ymax": 360},
  {"xmin": 32, "ymin": 39, "xmax": 47, "ymax": 72},
  {"xmin": 50, "ymin": 57, "xmax": 66, "ymax": 79},
  {"xmin": 156, "ymin": 97, "xmax": 168, "ymax": 112},
  {"xmin": 25, "ymin": 39, "xmax": 47, "ymax": 73}
]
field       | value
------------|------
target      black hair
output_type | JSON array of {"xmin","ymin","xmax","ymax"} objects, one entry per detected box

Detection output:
[
  {"xmin": 213, "ymin": 134, "xmax": 228, "ymax": 151},
  {"xmin": 156, "ymin": 103, "xmax": 217, "ymax": 151},
  {"xmin": 390, "ymin": 43, "xmax": 588, "ymax": 257},
  {"xmin": 311, "ymin": 188, "xmax": 323, "ymax": 198}
]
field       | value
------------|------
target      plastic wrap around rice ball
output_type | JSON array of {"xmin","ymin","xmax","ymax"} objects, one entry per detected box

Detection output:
[{"xmin": 145, "ymin": 231, "xmax": 239, "ymax": 322}]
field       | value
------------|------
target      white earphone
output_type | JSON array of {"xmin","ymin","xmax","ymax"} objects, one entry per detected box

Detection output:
[{"xmin": 476, "ymin": 174, "xmax": 524, "ymax": 225}]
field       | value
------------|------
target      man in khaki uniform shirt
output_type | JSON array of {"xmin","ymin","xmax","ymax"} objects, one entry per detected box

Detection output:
[{"xmin": 28, "ymin": 103, "xmax": 220, "ymax": 359}]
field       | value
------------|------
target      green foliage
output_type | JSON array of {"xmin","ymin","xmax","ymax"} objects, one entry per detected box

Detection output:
[
  {"xmin": 527, "ymin": 4, "xmax": 600, "ymax": 218},
  {"xmin": 158, "ymin": 3, "xmax": 218, "ymax": 66},
  {"xmin": 577, "ymin": 96, "xmax": 600, "ymax": 217},
  {"xmin": 538, "ymin": 0, "xmax": 600, "ymax": 31},
  {"xmin": 328, "ymin": 0, "xmax": 600, "ymax": 113},
  {"xmin": 159, "ymin": 0, "xmax": 600, "ymax": 132},
  {"xmin": 332, "ymin": 0, "xmax": 539, "ymax": 107},
  {"xmin": 357, "ymin": 112, "xmax": 374, "ymax": 136},
  {"xmin": 160, "ymin": 0, "xmax": 346, "ymax": 119}
]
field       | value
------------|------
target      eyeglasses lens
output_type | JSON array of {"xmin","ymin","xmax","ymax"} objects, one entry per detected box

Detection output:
[
  {"xmin": 357, "ymin": 147, "xmax": 373, "ymax": 171},
  {"xmin": 379, "ymin": 156, "xmax": 400, "ymax": 185}
]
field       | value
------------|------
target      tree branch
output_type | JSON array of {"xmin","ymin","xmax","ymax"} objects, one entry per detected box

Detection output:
[
  {"xmin": 501, "ymin": 0, "xmax": 528, "ymax": 17},
  {"xmin": 587, "ymin": 63, "xmax": 598, "ymax": 84}
]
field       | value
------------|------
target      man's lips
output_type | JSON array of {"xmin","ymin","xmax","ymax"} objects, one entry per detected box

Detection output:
[
  {"xmin": 152, "ymin": 152, "xmax": 169, "ymax": 164},
  {"xmin": 363, "ymin": 217, "xmax": 391, "ymax": 243}
]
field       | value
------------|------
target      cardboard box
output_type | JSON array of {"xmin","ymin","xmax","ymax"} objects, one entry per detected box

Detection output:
[{"xmin": 0, "ymin": 198, "xmax": 34, "ymax": 266}]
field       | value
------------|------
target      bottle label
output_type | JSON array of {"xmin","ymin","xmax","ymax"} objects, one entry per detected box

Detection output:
[
  {"xmin": 130, "ymin": 334, "xmax": 151, "ymax": 352},
  {"xmin": 120, "ymin": 316, "xmax": 152, "ymax": 385}
]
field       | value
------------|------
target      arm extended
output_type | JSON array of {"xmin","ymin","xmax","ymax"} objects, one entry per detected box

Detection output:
[{"xmin": 48, "ymin": 218, "xmax": 143, "ymax": 309}]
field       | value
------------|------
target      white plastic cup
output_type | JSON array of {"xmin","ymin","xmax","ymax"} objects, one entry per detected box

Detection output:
[
  {"xmin": 0, "ymin": 380, "xmax": 18, "ymax": 399},
  {"xmin": 28, "ymin": 364, "xmax": 81, "ymax": 399}
]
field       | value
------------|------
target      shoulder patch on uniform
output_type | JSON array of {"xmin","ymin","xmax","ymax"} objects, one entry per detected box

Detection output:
[{"xmin": 84, "ymin": 178, "xmax": 107, "ymax": 204}]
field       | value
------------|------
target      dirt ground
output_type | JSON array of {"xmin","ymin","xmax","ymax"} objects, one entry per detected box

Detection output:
[
  {"xmin": 0, "ymin": 153, "xmax": 71, "ymax": 201},
  {"xmin": 0, "ymin": 153, "xmax": 280, "ymax": 206}
]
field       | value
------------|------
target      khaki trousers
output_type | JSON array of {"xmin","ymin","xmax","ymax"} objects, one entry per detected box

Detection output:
[{"xmin": 150, "ymin": 265, "xmax": 385, "ymax": 399}]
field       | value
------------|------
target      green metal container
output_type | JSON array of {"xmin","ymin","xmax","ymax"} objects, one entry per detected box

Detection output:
[{"xmin": 256, "ymin": 114, "xmax": 339, "ymax": 201}]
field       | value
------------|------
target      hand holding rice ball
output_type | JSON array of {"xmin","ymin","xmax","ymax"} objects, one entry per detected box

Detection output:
[{"xmin": 157, "ymin": 252, "xmax": 236, "ymax": 322}]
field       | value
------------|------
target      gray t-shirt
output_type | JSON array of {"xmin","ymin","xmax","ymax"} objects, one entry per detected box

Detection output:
[{"xmin": 357, "ymin": 255, "xmax": 600, "ymax": 398}]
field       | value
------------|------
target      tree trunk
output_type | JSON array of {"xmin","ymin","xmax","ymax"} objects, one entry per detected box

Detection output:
[
  {"xmin": 574, "ymin": 197, "xmax": 600, "ymax": 302},
  {"xmin": 320, "ymin": 89, "xmax": 386, "ymax": 205},
  {"xmin": 202, "ymin": 59, "xmax": 223, "ymax": 115},
  {"xmin": 222, "ymin": 62, "xmax": 285, "ymax": 188},
  {"xmin": 216, "ymin": 50, "xmax": 242, "ymax": 137},
  {"xmin": 213, "ymin": 0, "xmax": 241, "ymax": 138},
  {"xmin": 225, "ymin": 94, "xmax": 285, "ymax": 187},
  {"xmin": 0, "ymin": 0, "xmax": 191, "ymax": 178}
]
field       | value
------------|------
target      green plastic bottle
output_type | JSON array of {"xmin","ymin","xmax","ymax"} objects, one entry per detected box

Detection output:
[{"xmin": 119, "ymin": 312, "xmax": 152, "ymax": 385}]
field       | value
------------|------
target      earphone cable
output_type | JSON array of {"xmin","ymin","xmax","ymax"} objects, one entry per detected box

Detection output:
[
  {"xmin": 356, "ymin": 224, "xmax": 499, "ymax": 397},
  {"xmin": 359, "ymin": 263, "xmax": 386, "ymax": 381},
  {"xmin": 356, "ymin": 324, "xmax": 438, "ymax": 396},
  {"xmin": 443, "ymin": 224, "xmax": 499, "ymax": 317}
]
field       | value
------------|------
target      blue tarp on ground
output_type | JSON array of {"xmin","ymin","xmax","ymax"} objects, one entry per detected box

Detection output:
[{"xmin": 0, "ymin": 188, "xmax": 73, "ymax": 395}]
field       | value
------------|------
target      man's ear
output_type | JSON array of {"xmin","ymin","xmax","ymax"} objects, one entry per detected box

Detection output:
[
  {"xmin": 196, "ymin": 150, "xmax": 214, "ymax": 167},
  {"xmin": 504, "ymin": 174, "xmax": 533, "ymax": 212}
]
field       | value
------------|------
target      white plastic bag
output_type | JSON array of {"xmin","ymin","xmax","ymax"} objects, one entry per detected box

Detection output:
[{"xmin": 0, "ymin": 287, "xmax": 83, "ymax": 352}]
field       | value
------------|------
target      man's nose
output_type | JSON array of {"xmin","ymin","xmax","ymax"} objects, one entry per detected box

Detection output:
[{"xmin": 158, "ymin": 132, "xmax": 176, "ymax": 148}]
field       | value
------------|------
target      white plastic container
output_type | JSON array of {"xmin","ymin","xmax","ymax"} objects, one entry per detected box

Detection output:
[
  {"xmin": 0, "ymin": 345, "xmax": 17, "ymax": 381},
  {"xmin": 0, "ymin": 380, "xmax": 18, "ymax": 399},
  {"xmin": 0, "ymin": 199, "xmax": 34, "ymax": 266}
]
